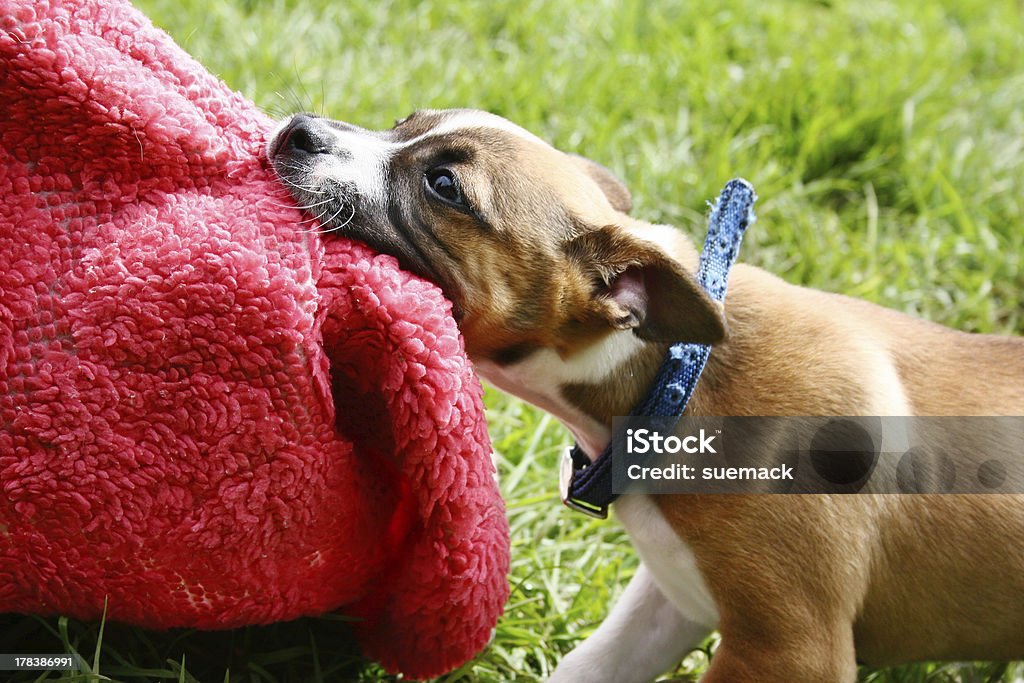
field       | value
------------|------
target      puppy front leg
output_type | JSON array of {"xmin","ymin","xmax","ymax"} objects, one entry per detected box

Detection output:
[{"xmin": 549, "ymin": 563, "xmax": 713, "ymax": 683}]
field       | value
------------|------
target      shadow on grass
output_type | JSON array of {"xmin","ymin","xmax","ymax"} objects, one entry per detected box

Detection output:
[{"xmin": 0, "ymin": 611, "xmax": 381, "ymax": 682}]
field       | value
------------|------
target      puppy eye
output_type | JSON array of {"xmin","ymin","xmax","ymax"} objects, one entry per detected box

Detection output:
[{"xmin": 425, "ymin": 168, "xmax": 466, "ymax": 207}]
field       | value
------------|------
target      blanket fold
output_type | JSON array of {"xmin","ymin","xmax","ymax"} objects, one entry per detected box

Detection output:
[{"xmin": 0, "ymin": 0, "xmax": 509, "ymax": 678}]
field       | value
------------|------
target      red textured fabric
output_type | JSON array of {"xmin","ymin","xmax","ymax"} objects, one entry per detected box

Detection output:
[{"xmin": 0, "ymin": 0, "xmax": 509, "ymax": 678}]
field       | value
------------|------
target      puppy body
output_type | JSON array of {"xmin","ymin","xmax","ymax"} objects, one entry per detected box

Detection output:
[
  {"xmin": 489, "ymin": 247, "xmax": 1024, "ymax": 681},
  {"xmin": 268, "ymin": 109, "xmax": 1024, "ymax": 682}
]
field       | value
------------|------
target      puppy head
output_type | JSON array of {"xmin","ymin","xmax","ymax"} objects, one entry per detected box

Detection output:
[{"xmin": 267, "ymin": 109, "xmax": 723, "ymax": 362}]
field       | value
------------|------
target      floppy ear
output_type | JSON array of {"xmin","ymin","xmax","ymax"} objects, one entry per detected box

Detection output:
[
  {"xmin": 570, "ymin": 154, "xmax": 633, "ymax": 214},
  {"xmin": 564, "ymin": 225, "xmax": 725, "ymax": 344}
]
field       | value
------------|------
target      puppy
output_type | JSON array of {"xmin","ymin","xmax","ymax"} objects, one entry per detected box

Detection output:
[{"xmin": 267, "ymin": 109, "xmax": 1024, "ymax": 682}]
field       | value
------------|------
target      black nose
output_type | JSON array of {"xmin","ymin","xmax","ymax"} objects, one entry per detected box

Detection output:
[{"xmin": 276, "ymin": 114, "xmax": 331, "ymax": 156}]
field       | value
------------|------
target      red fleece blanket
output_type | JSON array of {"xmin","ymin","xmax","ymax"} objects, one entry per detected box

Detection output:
[{"xmin": 0, "ymin": 0, "xmax": 509, "ymax": 677}]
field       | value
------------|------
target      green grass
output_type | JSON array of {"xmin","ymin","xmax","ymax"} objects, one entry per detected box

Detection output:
[{"xmin": 4, "ymin": 0, "xmax": 1023, "ymax": 680}]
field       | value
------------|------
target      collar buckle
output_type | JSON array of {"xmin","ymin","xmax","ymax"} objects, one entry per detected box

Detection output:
[{"xmin": 559, "ymin": 447, "xmax": 608, "ymax": 519}]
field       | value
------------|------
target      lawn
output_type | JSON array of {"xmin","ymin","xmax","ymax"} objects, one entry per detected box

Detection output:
[{"xmin": 3, "ymin": 0, "xmax": 1023, "ymax": 680}]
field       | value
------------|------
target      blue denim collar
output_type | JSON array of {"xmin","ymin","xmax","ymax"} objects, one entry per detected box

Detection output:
[{"xmin": 560, "ymin": 179, "xmax": 757, "ymax": 518}]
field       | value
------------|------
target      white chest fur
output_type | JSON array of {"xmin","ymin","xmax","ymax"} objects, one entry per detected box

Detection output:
[{"xmin": 614, "ymin": 494, "xmax": 720, "ymax": 629}]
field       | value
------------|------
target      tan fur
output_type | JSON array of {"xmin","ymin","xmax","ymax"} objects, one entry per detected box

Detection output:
[
  {"xmin": 573, "ymin": 260, "xmax": 1024, "ymax": 679},
  {"xmin": 465, "ymin": 154, "xmax": 1024, "ymax": 678},
  {"xmin": 657, "ymin": 271, "xmax": 1024, "ymax": 679}
]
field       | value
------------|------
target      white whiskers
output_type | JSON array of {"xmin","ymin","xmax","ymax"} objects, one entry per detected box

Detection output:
[{"xmin": 270, "ymin": 145, "xmax": 366, "ymax": 237}]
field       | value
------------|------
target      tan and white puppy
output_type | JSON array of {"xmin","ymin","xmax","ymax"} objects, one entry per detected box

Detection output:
[{"xmin": 267, "ymin": 109, "xmax": 1024, "ymax": 682}]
